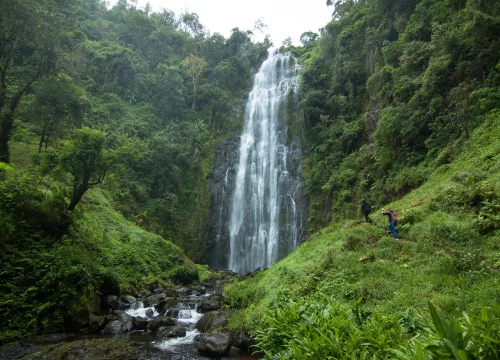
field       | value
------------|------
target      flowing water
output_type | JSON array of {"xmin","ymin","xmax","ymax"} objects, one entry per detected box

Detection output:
[{"xmin": 228, "ymin": 52, "xmax": 302, "ymax": 273}]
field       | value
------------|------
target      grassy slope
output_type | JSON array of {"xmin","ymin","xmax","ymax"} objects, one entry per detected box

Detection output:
[
  {"xmin": 9, "ymin": 140, "xmax": 199, "ymax": 290},
  {"xmin": 75, "ymin": 187, "xmax": 192, "ymax": 292},
  {"xmin": 225, "ymin": 110, "xmax": 500, "ymax": 333}
]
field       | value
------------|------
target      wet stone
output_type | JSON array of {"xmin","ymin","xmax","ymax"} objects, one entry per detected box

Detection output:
[{"xmin": 157, "ymin": 326, "xmax": 187, "ymax": 340}]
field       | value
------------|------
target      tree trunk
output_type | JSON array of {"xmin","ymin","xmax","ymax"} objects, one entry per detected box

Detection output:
[
  {"xmin": 0, "ymin": 87, "xmax": 28, "ymax": 163},
  {"xmin": 192, "ymin": 81, "xmax": 196, "ymax": 109},
  {"xmin": 68, "ymin": 183, "xmax": 88, "ymax": 212},
  {"xmin": 39, "ymin": 122, "xmax": 47, "ymax": 152},
  {"xmin": 0, "ymin": 115, "xmax": 12, "ymax": 163}
]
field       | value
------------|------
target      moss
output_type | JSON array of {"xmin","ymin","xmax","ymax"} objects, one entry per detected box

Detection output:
[{"xmin": 22, "ymin": 339, "xmax": 135, "ymax": 360}]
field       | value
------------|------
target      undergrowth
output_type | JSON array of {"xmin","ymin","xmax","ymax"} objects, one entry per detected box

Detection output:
[{"xmin": 224, "ymin": 111, "xmax": 500, "ymax": 358}]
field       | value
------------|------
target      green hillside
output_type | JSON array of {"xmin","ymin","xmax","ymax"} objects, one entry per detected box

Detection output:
[
  {"xmin": 1, "ymin": 0, "xmax": 500, "ymax": 356},
  {"xmin": 0, "ymin": 158, "xmax": 203, "ymax": 341},
  {"xmin": 225, "ymin": 111, "xmax": 500, "ymax": 357}
]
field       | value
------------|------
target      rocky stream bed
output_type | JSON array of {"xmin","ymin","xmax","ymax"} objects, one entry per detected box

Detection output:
[{"xmin": 0, "ymin": 276, "xmax": 261, "ymax": 360}]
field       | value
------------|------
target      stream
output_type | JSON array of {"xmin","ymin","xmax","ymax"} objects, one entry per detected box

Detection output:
[{"xmin": 0, "ymin": 284, "xmax": 260, "ymax": 360}]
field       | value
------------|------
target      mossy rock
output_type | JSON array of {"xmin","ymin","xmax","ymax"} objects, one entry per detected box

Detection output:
[{"xmin": 22, "ymin": 339, "xmax": 135, "ymax": 360}]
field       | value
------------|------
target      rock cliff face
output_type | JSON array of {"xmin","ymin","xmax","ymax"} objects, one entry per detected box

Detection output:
[
  {"xmin": 202, "ymin": 136, "xmax": 239, "ymax": 269},
  {"xmin": 203, "ymin": 134, "xmax": 308, "ymax": 270},
  {"xmin": 203, "ymin": 53, "xmax": 308, "ymax": 271}
]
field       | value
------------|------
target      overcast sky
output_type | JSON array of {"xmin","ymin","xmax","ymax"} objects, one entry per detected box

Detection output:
[{"xmin": 108, "ymin": 0, "xmax": 333, "ymax": 46}]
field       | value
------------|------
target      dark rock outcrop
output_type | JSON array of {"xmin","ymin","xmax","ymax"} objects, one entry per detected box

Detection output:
[
  {"xmin": 132, "ymin": 316, "xmax": 148, "ymax": 331},
  {"xmin": 102, "ymin": 313, "xmax": 133, "ymax": 335},
  {"xmin": 197, "ymin": 332, "xmax": 232, "ymax": 357},
  {"xmin": 157, "ymin": 326, "xmax": 186, "ymax": 339},
  {"xmin": 89, "ymin": 314, "xmax": 106, "ymax": 333},
  {"xmin": 147, "ymin": 316, "xmax": 175, "ymax": 334},
  {"xmin": 166, "ymin": 308, "xmax": 180, "ymax": 318},
  {"xmin": 195, "ymin": 311, "xmax": 232, "ymax": 333},
  {"xmin": 101, "ymin": 295, "xmax": 119, "ymax": 311},
  {"xmin": 200, "ymin": 299, "xmax": 220, "ymax": 312},
  {"xmin": 143, "ymin": 293, "xmax": 166, "ymax": 307},
  {"xmin": 119, "ymin": 295, "xmax": 137, "ymax": 310},
  {"xmin": 154, "ymin": 298, "xmax": 177, "ymax": 315},
  {"xmin": 232, "ymin": 331, "xmax": 253, "ymax": 351},
  {"xmin": 63, "ymin": 311, "xmax": 89, "ymax": 332},
  {"xmin": 202, "ymin": 136, "xmax": 240, "ymax": 269}
]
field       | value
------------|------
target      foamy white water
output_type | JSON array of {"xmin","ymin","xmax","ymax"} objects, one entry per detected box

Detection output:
[
  {"xmin": 228, "ymin": 52, "xmax": 301, "ymax": 273},
  {"xmin": 125, "ymin": 302, "xmax": 158, "ymax": 317}
]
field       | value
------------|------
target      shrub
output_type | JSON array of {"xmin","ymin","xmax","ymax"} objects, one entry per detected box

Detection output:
[{"xmin": 170, "ymin": 264, "xmax": 199, "ymax": 285}]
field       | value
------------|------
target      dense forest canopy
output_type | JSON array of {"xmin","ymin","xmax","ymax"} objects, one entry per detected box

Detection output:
[
  {"xmin": 291, "ymin": 0, "xmax": 500, "ymax": 229},
  {"xmin": 1, "ymin": 0, "xmax": 500, "ymax": 356},
  {"xmin": 1, "ymin": 0, "xmax": 272, "ymax": 247},
  {"xmin": 0, "ymin": 0, "xmax": 271, "ymax": 340}
]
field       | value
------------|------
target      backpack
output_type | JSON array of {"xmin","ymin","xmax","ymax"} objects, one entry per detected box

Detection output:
[{"xmin": 390, "ymin": 211, "xmax": 398, "ymax": 222}]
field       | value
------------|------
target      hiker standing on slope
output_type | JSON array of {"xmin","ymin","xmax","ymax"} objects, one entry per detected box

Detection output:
[
  {"xmin": 361, "ymin": 199, "xmax": 372, "ymax": 223},
  {"xmin": 382, "ymin": 208, "xmax": 399, "ymax": 239}
]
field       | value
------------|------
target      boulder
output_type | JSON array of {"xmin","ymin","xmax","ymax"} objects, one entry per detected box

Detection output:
[
  {"xmin": 196, "ymin": 312, "xmax": 214, "ymax": 333},
  {"xmin": 63, "ymin": 311, "xmax": 89, "ymax": 332},
  {"xmin": 200, "ymin": 299, "xmax": 220, "ymax": 312},
  {"xmin": 101, "ymin": 295, "xmax": 119, "ymax": 311},
  {"xmin": 197, "ymin": 332, "xmax": 232, "ymax": 357},
  {"xmin": 147, "ymin": 316, "xmax": 175, "ymax": 334},
  {"xmin": 132, "ymin": 316, "xmax": 148, "ymax": 331},
  {"xmin": 154, "ymin": 298, "xmax": 177, "ymax": 315},
  {"xmin": 163, "ymin": 287, "xmax": 178, "ymax": 297},
  {"xmin": 103, "ymin": 313, "xmax": 133, "ymax": 335},
  {"xmin": 136, "ymin": 289, "xmax": 151, "ymax": 299},
  {"xmin": 195, "ymin": 311, "xmax": 232, "ymax": 333},
  {"xmin": 210, "ymin": 311, "xmax": 232, "ymax": 330},
  {"xmin": 166, "ymin": 308, "xmax": 180, "ymax": 318},
  {"xmin": 89, "ymin": 314, "xmax": 106, "ymax": 333},
  {"xmin": 153, "ymin": 288, "xmax": 164, "ymax": 294},
  {"xmin": 190, "ymin": 285, "xmax": 206, "ymax": 295},
  {"xmin": 91, "ymin": 296, "xmax": 101, "ymax": 315},
  {"xmin": 145, "ymin": 308, "xmax": 155, "ymax": 318},
  {"xmin": 103, "ymin": 320, "xmax": 124, "ymax": 335},
  {"xmin": 105, "ymin": 314, "xmax": 117, "ymax": 323},
  {"xmin": 143, "ymin": 293, "xmax": 166, "ymax": 307},
  {"xmin": 176, "ymin": 287, "xmax": 189, "ymax": 296},
  {"xmin": 232, "ymin": 331, "xmax": 253, "ymax": 351},
  {"xmin": 157, "ymin": 325, "xmax": 186, "ymax": 339},
  {"xmin": 119, "ymin": 295, "xmax": 137, "ymax": 310}
]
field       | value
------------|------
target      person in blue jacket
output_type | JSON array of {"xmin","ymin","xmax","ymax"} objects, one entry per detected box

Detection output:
[{"xmin": 382, "ymin": 208, "xmax": 399, "ymax": 239}]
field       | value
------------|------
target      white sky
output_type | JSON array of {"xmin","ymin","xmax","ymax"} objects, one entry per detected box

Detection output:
[{"xmin": 108, "ymin": 0, "xmax": 333, "ymax": 46}]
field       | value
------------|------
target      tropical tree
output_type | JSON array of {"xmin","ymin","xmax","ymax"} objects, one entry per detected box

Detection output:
[
  {"xmin": 26, "ymin": 74, "xmax": 91, "ymax": 152},
  {"xmin": 42, "ymin": 127, "xmax": 138, "ymax": 211},
  {"xmin": 182, "ymin": 54, "xmax": 208, "ymax": 109},
  {"xmin": 0, "ymin": 0, "xmax": 68, "ymax": 162}
]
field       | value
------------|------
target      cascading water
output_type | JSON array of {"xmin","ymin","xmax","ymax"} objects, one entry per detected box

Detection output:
[{"xmin": 228, "ymin": 52, "xmax": 303, "ymax": 273}]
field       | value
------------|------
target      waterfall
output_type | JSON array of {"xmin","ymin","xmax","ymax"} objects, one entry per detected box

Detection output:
[{"xmin": 228, "ymin": 52, "xmax": 302, "ymax": 273}]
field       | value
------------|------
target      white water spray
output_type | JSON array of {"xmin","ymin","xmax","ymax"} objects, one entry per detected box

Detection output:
[{"xmin": 228, "ymin": 52, "xmax": 301, "ymax": 273}]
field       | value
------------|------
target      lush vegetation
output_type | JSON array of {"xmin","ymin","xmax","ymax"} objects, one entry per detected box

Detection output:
[
  {"xmin": 225, "ymin": 112, "xmax": 500, "ymax": 358},
  {"xmin": 0, "ymin": 0, "xmax": 269, "ymax": 342},
  {"xmin": 222, "ymin": 0, "xmax": 500, "ymax": 357},
  {"xmin": 1, "ymin": 0, "xmax": 500, "ymax": 356},
  {"xmin": 288, "ymin": 0, "xmax": 500, "ymax": 229}
]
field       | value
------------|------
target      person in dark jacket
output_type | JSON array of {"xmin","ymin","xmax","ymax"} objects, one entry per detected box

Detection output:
[
  {"xmin": 381, "ymin": 208, "xmax": 399, "ymax": 239},
  {"xmin": 361, "ymin": 199, "xmax": 372, "ymax": 223}
]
